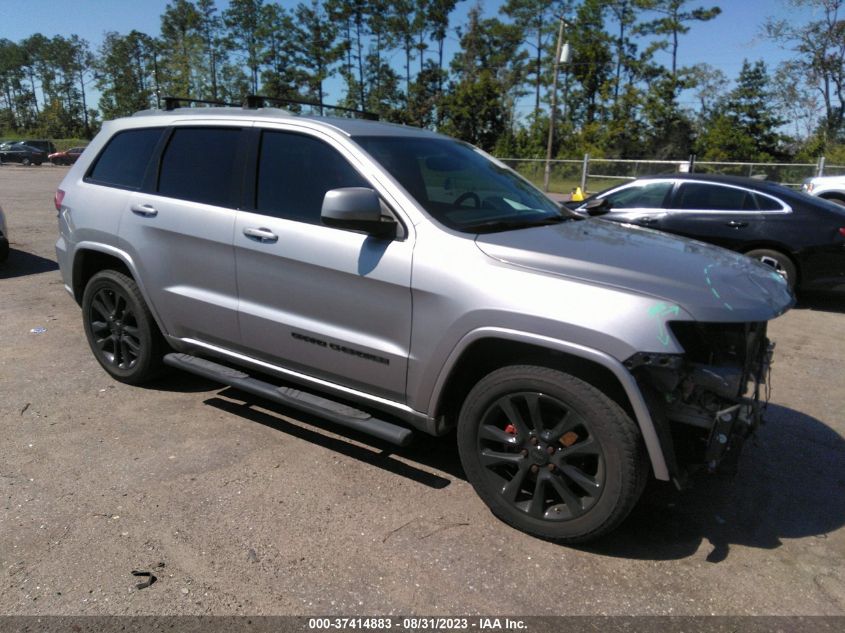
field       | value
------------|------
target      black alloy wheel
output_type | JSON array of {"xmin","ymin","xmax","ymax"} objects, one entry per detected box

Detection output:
[
  {"xmin": 476, "ymin": 391, "xmax": 606, "ymax": 521},
  {"xmin": 82, "ymin": 270, "xmax": 164, "ymax": 384},
  {"xmin": 458, "ymin": 366, "xmax": 647, "ymax": 543},
  {"xmin": 88, "ymin": 285, "xmax": 142, "ymax": 371}
]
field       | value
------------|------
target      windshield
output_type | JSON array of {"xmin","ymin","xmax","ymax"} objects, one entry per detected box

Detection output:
[{"xmin": 354, "ymin": 136, "xmax": 563, "ymax": 232}]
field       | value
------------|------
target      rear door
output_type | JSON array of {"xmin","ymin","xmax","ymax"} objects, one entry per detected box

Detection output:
[
  {"xmin": 233, "ymin": 127, "xmax": 413, "ymax": 401},
  {"xmin": 662, "ymin": 181, "xmax": 771, "ymax": 250},
  {"xmin": 119, "ymin": 124, "xmax": 248, "ymax": 345}
]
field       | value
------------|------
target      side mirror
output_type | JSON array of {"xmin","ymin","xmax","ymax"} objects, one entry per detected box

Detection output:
[
  {"xmin": 321, "ymin": 187, "xmax": 397, "ymax": 238},
  {"xmin": 584, "ymin": 198, "xmax": 611, "ymax": 216}
]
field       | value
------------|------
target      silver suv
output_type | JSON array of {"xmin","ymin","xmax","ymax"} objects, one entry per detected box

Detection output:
[{"xmin": 55, "ymin": 104, "xmax": 793, "ymax": 542}]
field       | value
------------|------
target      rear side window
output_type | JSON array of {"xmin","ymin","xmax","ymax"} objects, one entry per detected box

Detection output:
[
  {"xmin": 753, "ymin": 193, "xmax": 783, "ymax": 211},
  {"xmin": 675, "ymin": 183, "xmax": 756, "ymax": 211},
  {"xmin": 158, "ymin": 127, "xmax": 242, "ymax": 207},
  {"xmin": 256, "ymin": 131, "xmax": 369, "ymax": 224},
  {"xmin": 88, "ymin": 128, "xmax": 164, "ymax": 189}
]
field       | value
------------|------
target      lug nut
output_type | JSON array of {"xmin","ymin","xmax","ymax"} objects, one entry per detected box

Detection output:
[
  {"xmin": 547, "ymin": 446, "xmax": 555, "ymax": 455},
  {"xmin": 530, "ymin": 437, "xmax": 539, "ymax": 445},
  {"xmin": 520, "ymin": 449, "xmax": 528, "ymax": 457},
  {"xmin": 547, "ymin": 464, "xmax": 556, "ymax": 471},
  {"xmin": 530, "ymin": 465, "xmax": 539, "ymax": 473}
]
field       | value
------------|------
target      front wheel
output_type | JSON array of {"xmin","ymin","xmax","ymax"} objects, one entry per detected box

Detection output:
[
  {"xmin": 21, "ymin": 157, "xmax": 31, "ymax": 166},
  {"xmin": 457, "ymin": 365, "xmax": 648, "ymax": 543},
  {"xmin": 81, "ymin": 269, "xmax": 164, "ymax": 384}
]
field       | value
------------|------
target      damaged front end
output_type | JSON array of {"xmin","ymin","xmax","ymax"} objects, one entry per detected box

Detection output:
[{"xmin": 625, "ymin": 322, "xmax": 774, "ymax": 485}]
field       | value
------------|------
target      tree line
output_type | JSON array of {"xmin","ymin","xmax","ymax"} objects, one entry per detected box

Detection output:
[{"xmin": 1, "ymin": 0, "xmax": 843, "ymax": 163}]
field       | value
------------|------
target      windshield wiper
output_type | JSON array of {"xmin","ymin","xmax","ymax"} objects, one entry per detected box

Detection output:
[{"xmin": 464, "ymin": 215, "xmax": 572, "ymax": 233}]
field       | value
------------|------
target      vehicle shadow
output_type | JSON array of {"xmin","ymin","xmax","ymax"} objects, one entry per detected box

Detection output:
[
  {"xmin": 581, "ymin": 403, "xmax": 845, "ymax": 561},
  {"xmin": 204, "ymin": 388, "xmax": 458, "ymax": 489},
  {"xmin": 795, "ymin": 292, "xmax": 845, "ymax": 314},
  {"xmin": 196, "ymin": 384, "xmax": 844, "ymax": 560},
  {"xmin": 0, "ymin": 248, "xmax": 59, "ymax": 279}
]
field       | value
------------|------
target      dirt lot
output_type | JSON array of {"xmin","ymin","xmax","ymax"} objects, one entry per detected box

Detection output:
[{"xmin": 1, "ymin": 165, "xmax": 844, "ymax": 616}]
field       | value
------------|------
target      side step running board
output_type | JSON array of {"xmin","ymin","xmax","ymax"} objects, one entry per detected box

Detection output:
[{"xmin": 163, "ymin": 353, "xmax": 413, "ymax": 447}]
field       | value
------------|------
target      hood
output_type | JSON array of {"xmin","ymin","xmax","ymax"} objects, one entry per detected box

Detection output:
[{"xmin": 475, "ymin": 219, "xmax": 794, "ymax": 322}]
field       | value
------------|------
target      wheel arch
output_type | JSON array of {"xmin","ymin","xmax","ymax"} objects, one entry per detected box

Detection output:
[
  {"xmin": 429, "ymin": 328, "xmax": 670, "ymax": 481},
  {"xmin": 71, "ymin": 244, "xmax": 169, "ymax": 339},
  {"xmin": 740, "ymin": 244, "xmax": 800, "ymax": 285}
]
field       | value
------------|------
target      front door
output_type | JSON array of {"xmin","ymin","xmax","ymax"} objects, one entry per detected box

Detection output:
[{"xmin": 233, "ymin": 129, "xmax": 413, "ymax": 402}]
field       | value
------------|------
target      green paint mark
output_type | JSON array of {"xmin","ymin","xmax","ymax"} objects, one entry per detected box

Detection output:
[
  {"xmin": 711, "ymin": 287, "xmax": 720, "ymax": 299},
  {"xmin": 648, "ymin": 302, "xmax": 680, "ymax": 347}
]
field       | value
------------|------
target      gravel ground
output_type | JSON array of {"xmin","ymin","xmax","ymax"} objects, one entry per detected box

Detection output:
[{"xmin": 1, "ymin": 165, "xmax": 844, "ymax": 616}]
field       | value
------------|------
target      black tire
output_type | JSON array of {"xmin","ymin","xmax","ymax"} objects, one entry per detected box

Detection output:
[
  {"xmin": 457, "ymin": 365, "xmax": 648, "ymax": 543},
  {"xmin": 21, "ymin": 157, "xmax": 31, "ymax": 166},
  {"xmin": 822, "ymin": 196, "xmax": 845, "ymax": 206},
  {"xmin": 81, "ymin": 269, "xmax": 165, "ymax": 384},
  {"xmin": 0, "ymin": 238, "xmax": 9, "ymax": 263},
  {"xmin": 745, "ymin": 248, "xmax": 797, "ymax": 289}
]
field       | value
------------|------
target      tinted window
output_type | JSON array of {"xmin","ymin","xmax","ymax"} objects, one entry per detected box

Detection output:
[
  {"xmin": 604, "ymin": 182, "xmax": 673, "ymax": 209},
  {"xmin": 753, "ymin": 193, "xmax": 783, "ymax": 211},
  {"xmin": 355, "ymin": 136, "xmax": 561, "ymax": 232},
  {"xmin": 158, "ymin": 127, "xmax": 241, "ymax": 207},
  {"xmin": 256, "ymin": 131, "xmax": 368, "ymax": 224},
  {"xmin": 675, "ymin": 183, "xmax": 756, "ymax": 211},
  {"xmin": 88, "ymin": 128, "xmax": 164, "ymax": 189}
]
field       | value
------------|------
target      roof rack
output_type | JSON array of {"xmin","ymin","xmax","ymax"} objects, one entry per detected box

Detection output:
[
  {"xmin": 163, "ymin": 96, "xmax": 238, "ymax": 111},
  {"xmin": 244, "ymin": 94, "xmax": 379, "ymax": 120}
]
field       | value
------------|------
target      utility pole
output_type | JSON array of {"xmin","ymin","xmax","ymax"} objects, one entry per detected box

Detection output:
[{"xmin": 543, "ymin": 16, "xmax": 571, "ymax": 193}]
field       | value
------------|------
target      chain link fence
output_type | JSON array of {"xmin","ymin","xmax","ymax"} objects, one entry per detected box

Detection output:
[{"xmin": 499, "ymin": 155, "xmax": 845, "ymax": 196}]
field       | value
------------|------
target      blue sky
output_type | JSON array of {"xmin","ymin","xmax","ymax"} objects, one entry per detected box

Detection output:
[{"xmin": 0, "ymin": 0, "xmax": 820, "ymax": 112}]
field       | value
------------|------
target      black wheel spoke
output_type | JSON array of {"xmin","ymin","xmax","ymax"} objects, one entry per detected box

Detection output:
[
  {"xmin": 498, "ymin": 397, "xmax": 530, "ymax": 440},
  {"xmin": 91, "ymin": 320, "xmax": 110, "ymax": 335},
  {"xmin": 560, "ymin": 464, "xmax": 602, "ymax": 496},
  {"xmin": 123, "ymin": 325, "xmax": 139, "ymax": 338},
  {"xmin": 114, "ymin": 295, "xmax": 127, "ymax": 318},
  {"xmin": 527, "ymin": 471, "xmax": 547, "ymax": 518},
  {"xmin": 548, "ymin": 473, "xmax": 584, "ymax": 516},
  {"xmin": 546, "ymin": 410, "xmax": 577, "ymax": 441},
  {"xmin": 123, "ymin": 336, "xmax": 140, "ymax": 355},
  {"xmin": 525, "ymin": 393, "xmax": 544, "ymax": 433},
  {"xmin": 91, "ymin": 298, "xmax": 110, "ymax": 321},
  {"xmin": 558, "ymin": 436, "xmax": 600, "ymax": 458},
  {"xmin": 99, "ymin": 291, "xmax": 116, "ymax": 316},
  {"xmin": 501, "ymin": 461, "xmax": 530, "ymax": 503},
  {"xmin": 479, "ymin": 424, "xmax": 518, "ymax": 445},
  {"xmin": 120, "ymin": 340, "xmax": 132, "ymax": 366},
  {"xmin": 480, "ymin": 448, "xmax": 524, "ymax": 468},
  {"xmin": 94, "ymin": 335, "xmax": 111, "ymax": 351}
]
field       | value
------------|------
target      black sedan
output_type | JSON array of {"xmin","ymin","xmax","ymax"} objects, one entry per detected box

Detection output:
[
  {"xmin": 574, "ymin": 174, "xmax": 845, "ymax": 292},
  {"xmin": 0, "ymin": 142, "xmax": 47, "ymax": 166}
]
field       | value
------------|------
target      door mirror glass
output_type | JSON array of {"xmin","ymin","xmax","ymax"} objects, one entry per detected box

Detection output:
[{"xmin": 584, "ymin": 198, "xmax": 611, "ymax": 216}]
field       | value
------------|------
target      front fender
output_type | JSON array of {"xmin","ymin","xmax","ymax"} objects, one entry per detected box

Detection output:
[{"xmin": 428, "ymin": 327, "xmax": 670, "ymax": 481}]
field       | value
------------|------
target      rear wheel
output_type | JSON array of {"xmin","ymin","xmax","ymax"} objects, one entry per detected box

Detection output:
[
  {"xmin": 745, "ymin": 248, "xmax": 797, "ymax": 289},
  {"xmin": 457, "ymin": 365, "xmax": 648, "ymax": 543},
  {"xmin": 81, "ymin": 270, "xmax": 164, "ymax": 384},
  {"xmin": 21, "ymin": 157, "xmax": 31, "ymax": 166}
]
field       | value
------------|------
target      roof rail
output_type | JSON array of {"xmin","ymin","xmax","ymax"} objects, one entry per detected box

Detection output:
[
  {"xmin": 163, "ymin": 96, "xmax": 238, "ymax": 111},
  {"xmin": 244, "ymin": 94, "xmax": 379, "ymax": 121}
]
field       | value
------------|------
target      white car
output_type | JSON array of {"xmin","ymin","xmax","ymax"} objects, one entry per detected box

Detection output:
[
  {"xmin": 802, "ymin": 174, "xmax": 845, "ymax": 205},
  {"xmin": 0, "ymin": 204, "xmax": 8, "ymax": 262}
]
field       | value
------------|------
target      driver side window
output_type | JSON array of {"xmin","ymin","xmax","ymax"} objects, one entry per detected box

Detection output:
[
  {"xmin": 604, "ymin": 182, "xmax": 673, "ymax": 209},
  {"xmin": 256, "ymin": 131, "xmax": 369, "ymax": 224}
]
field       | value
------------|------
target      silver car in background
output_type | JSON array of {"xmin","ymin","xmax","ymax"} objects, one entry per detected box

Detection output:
[{"xmin": 55, "ymin": 104, "xmax": 793, "ymax": 543}]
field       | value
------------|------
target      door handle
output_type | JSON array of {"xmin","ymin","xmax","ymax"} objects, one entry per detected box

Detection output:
[
  {"xmin": 243, "ymin": 227, "xmax": 278, "ymax": 243},
  {"xmin": 131, "ymin": 204, "xmax": 158, "ymax": 217},
  {"xmin": 727, "ymin": 220, "xmax": 748, "ymax": 228},
  {"xmin": 635, "ymin": 216, "xmax": 657, "ymax": 225}
]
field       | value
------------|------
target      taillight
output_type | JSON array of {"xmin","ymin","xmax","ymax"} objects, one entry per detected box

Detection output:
[
  {"xmin": 54, "ymin": 188, "xmax": 65, "ymax": 212},
  {"xmin": 839, "ymin": 227, "xmax": 845, "ymax": 238}
]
